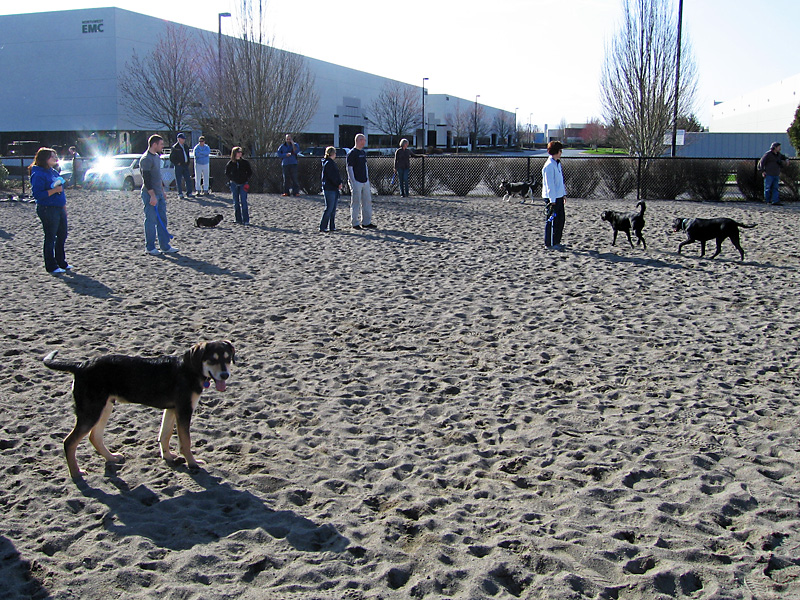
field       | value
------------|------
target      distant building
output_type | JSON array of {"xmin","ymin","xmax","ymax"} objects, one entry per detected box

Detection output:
[
  {"xmin": 710, "ymin": 73, "xmax": 800, "ymax": 134},
  {"xmin": 0, "ymin": 8, "xmax": 514, "ymax": 155}
]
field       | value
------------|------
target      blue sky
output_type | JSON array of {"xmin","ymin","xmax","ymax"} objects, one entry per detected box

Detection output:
[{"xmin": 4, "ymin": 0, "xmax": 800, "ymax": 129}]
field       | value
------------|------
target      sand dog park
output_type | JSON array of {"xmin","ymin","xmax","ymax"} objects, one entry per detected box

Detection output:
[{"xmin": 1, "ymin": 188, "xmax": 800, "ymax": 599}]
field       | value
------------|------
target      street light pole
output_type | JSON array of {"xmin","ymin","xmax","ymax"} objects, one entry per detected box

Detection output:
[
  {"xmin": 473, "ymin": 95, "xmax": 480, "ymax": 152},
  {"xmin": 421, "ymin": 77, "xmax": 428, "ymax": 149},
  {"xmin": 514, "ymin": 107, "xmax": 519, "ymax": 147},
  {"xmin": 218, "ymin": 12, "xmax": 231, "ymax": 68},
  {"xmin": 670, "ymin": 0, "xmax": 683, "ymax": 157}
]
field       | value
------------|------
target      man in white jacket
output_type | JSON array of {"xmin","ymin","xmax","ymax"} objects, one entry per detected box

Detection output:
[{"xmin": 542, "ymin": 140, "xmax": 566, "ymax": 249}]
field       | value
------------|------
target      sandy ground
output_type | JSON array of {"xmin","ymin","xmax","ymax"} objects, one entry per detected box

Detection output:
[{"xmin": 1, "ymin": 188, "xmax": 800, "ymax": 599}]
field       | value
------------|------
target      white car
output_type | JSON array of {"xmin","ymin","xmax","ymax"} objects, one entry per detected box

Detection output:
[{"xmin": 83, "ymin": 154, "xmax": 143, "ymax": 191}]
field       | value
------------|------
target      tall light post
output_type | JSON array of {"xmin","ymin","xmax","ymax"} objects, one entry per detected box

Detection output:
[
  {"xmin": 473, "ymin": 94, "xmax": 480, "ymax": 152},
  {"xmin": 218, "ymin": 12, "xmax": 231, "ymax": 67},
  {"xmin": 421, "ymin": 77, "xmax": 429, "ymax": 149},
  {"xmin": 670, "ymin": 0, "xmax": 684, "ymax": 157},
  {"xmin": 514, "ymin": 107, "xmax": 519, "ymax": 147}
]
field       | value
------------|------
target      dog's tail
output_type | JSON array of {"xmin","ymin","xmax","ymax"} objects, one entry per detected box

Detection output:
[
  {"xmin": 736, "ymin": 222, "xmax": 757, "ymax": 229},
  {"xmin": 43, "ymin": 350, "xmax": 81, "ymax": 374},
  {"xmin": 636, "ymin": 200, "xmax": 646, "ymax": 217}
]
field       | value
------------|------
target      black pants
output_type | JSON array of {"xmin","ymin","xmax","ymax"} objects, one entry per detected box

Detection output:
[{"xmin": 545, "ymin": 197, "xmax": 565, "ymax": 246}]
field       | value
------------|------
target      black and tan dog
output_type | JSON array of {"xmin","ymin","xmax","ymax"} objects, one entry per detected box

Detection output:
[
  {"xmin": 601, "ymin": 201, "xmax": 647, "ymax": 249},
  {"xmin": 672, "ymin": 217, "xmax": 756, "ymax": 260},
  {"xmin": 501, "ymin": 180, "xmax": 535, "ymax": 202},
  {"xmin": 44, "ymin": 340, "xmax": 235, "ymax": 478},
  {"xmin": 195, "ymin": 214, "xmax": 223, "ymax": 228}
]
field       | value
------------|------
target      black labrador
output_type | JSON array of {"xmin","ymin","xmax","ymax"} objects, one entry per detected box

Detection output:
[
  {"xmin": 672, "ymin": 217, "xmax": 756, "ymax": 260},
  {"xmin": 601, "ymin": 201, "xmax": 646, "ymax": 249}
]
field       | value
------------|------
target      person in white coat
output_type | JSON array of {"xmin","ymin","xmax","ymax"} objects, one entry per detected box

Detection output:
[{"xmin": 542, "ymin": 140, "xmax": 566, "ymax": 249}]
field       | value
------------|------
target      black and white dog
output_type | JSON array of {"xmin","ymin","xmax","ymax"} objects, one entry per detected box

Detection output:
[
  {"xmin": 601, "ymin": 201, "xmax": 647, "ymax": 249},
  {"xmin": 501, "ymin": 180, "xmax": 535, "ymax": 203}
]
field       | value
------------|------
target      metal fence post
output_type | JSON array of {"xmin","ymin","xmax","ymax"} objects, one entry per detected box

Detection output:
[
  {"xmin": 527, "ymin": 156, "xmax": 531, "ymax": 181},
  {"xmin": 636, "ymin": 156, "xmax": 642, "ymax": 200},
  {"xmin": 421, "ymin": 155, "xmax": 426, "ymax": 196},
  {"xmin": 20, "ymin": 157, "xmax": 26, "ymax": 198}
]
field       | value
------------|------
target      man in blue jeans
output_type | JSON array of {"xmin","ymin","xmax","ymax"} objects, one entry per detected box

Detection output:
[
  {"xmin": 758, "ymin": 141, "xmax": 788, "ymax": 205},
  {"xmin": 277, "ymin": 134, "xmax": 300, "ymax": 196},
  {"xmin": 170, "ymin": 133, "xmax": 194, "ymax": 199},
  {"xmin": 141, "ymin": 135, "xmax": 178, "ymax": 255}
]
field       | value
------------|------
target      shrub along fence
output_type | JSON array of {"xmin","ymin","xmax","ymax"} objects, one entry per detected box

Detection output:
[
  {"xmin": 4, "ymin": 154, "xmax": 797, "ymax": 202},
  {"xmin": 211, "ymin": 155, "xmax": 799, "ymax": 203}
]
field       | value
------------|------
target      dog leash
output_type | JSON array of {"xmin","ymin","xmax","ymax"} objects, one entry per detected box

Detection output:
[{"xmin": 155, "ymin": 208, "xmax": 174, "ymax": 240}]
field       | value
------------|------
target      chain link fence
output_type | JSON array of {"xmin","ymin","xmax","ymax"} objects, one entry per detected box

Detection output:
[
  {"xmin": 230, "ymin": 155, "xmax": 799, "ymax": 202},
  {"xmin": 4, "ymin": 154, "xmax": 798, "ymax": 202}
]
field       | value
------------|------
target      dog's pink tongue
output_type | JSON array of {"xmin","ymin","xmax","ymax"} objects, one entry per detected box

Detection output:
[{"xmin": 214, "ymin": 379, "xmax": 227, "ymax": 392}]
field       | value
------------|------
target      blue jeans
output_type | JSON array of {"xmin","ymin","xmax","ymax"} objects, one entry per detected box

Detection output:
[
  {"xmin": 545, "ymin": 198, "xmax": 565, "ymax": 247},
  {"xmin": 320, "ymin": 189, "xmax": 339, "ymax": 231},
  {"xmin": 764, "ymin": 174, "xmax": 780, "ymax": 204},
  {"xmin": 174, "ymin": 163, "xmax": 193, "ymax": 196},
  {"xmin": 230, "ymin": 183, "xmax": 250, "ymax": 223},
  {"xmin": 36, "ymin": 204, "xmax": 68, "ymax": 272},
  {"xmin": 141, "ymin": 189, "xmax": 171, "ymax": 251},
  {"xmin": 282, "ymin": 163, "xmax": 299, "ymax": 195},
  {"xmin": 397, "ymin": 168, "xmax": 410, "ymax": 196}
]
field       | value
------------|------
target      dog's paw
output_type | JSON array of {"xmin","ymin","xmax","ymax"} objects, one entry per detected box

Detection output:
[
  {"xmin": 107, "ymin": 452, "xmax": 124, "ymax": 464},
  {"xmin": 162, "ymin": 451, "xmax": 179, "ymax": 463},
  {"xmin": 186, "ymin": 458, "xmax": 206, "ymax": 471}
]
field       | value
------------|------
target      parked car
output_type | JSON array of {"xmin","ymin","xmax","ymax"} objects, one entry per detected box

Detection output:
[
  {"xmin": 160, "ymin": 155, "xmax": 177, "ymax": 190},
  {"xmin": 83, "ymin": 154, "xmax": 143, "ymax": 190},
  {"xmin": 56, "ymin": 159, "xmax": 75, "ymax": 185}
]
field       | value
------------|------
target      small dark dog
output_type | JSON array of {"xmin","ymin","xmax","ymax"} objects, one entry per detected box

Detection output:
[
  {"xmin": 672, "ymin": 217, "xmax": 756, "ymax": 260},
  {"xmin": 601, "ymin": 201, "xmax": 647, "ymax": 249},
  {"xmin": 501, "ymin": 180, "xmax": 534, "ymax": 202},
  {"xmin": 195, "ymin": 214, "xmax": 223, "ymax": 228},
  {"xmin": 44, "ymin": 340, "xmax": 235, "ymax": 478}
]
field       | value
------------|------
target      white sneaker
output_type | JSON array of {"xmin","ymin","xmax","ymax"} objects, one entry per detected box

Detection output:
[
  {"xmin": 50, "ymin": 267, "xmax": 66, "ymax": 274},
  {"xmin": 147, "ymin": 248, "xmax": 161, "ymax": 255},
  {"xmin": 164, "ymin": 246, "xmax": 179, "ymax": 253},
  {"xmin": 64, "ymin": 264, "xmax": 75, "ymax": 270}
]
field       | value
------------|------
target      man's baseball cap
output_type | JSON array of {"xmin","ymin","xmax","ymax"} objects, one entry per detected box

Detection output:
[{"xmin": 177, "ymin": 133, "xmax": 186, "ymax": 139}]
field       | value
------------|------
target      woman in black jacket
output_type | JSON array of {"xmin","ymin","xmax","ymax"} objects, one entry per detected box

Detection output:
[
  {"xmin": 225, "ymin": 147, "xmax": 253, "ymax": 224},
  {"xmin": 320, "ymin": 146, "xmax": 342, "ymax": 232}
]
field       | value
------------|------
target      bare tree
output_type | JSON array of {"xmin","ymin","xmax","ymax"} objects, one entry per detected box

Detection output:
[
  {"xmin": 492, "ymin": 114, "xmax": 515, "ymax": 147},
  {"xmin": 471, "ymin": 103, "xmax": 488, "ymax": 149},
  {"xmin": 119, "ymin": 24, "xmax": 203, "ymax": 141},
  {"xmin": 447, "ymin": 102, "xmax": 473, "ymax": 151},
  {"xmin": 600, "ymin": 0, "xmax": 697, "ymax": 158},
  {"xmin": 583, "ymin": 118, "xmax": 607, "ymax": 149},
  {"xmin": 200, "ymin": 0, "xmax": 319, "ymax": 155},
  {"xmin": 366, "ymin": 82, "xmax": 421, "ymax": 147}
]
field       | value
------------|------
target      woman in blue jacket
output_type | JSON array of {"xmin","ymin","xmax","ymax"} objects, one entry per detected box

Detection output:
[
  {"xmin": 320, "ymin": 146, "xmax": 342, "ymax": 232},
  {"xmin": 30, "ymin": 147, "xmax": 72, "ymax": 274}
]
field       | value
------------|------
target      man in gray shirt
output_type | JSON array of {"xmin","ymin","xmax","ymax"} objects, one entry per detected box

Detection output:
[{"xmin": 140, "ymin": 134, "xmax": 178, "ymax": 254}]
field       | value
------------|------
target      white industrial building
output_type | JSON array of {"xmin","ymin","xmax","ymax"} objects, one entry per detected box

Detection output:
[
  {"xmin": 0, "ymin": 8, "xmax": 514, "ymax": 155},
  {"xmin": 709, "ymin": 73, "xmax": 800, "ymax": 134}
]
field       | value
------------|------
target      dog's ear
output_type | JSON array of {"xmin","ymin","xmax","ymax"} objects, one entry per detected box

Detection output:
[
  {"xmin": 186, "ymin": 342, "xmax": 207, "ymax": 373},
  {"xmin": 223, "ymin": 340, "xmax": 236, "ymax": 364}
]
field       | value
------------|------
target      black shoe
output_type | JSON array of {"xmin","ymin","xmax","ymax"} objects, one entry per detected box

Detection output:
[
  {"xmin": 353, "ymin": 225, "xmax": 362, "ymax": 230},
  {"xmin": 363, "ymin": 223, "xmax": 377, "ymax": 229}
]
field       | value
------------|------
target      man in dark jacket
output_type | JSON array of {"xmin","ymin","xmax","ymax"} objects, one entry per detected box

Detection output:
[
  {"xmin": 170, "ymin": 133, "xmax": 194, "ymax": 199},
  {"xmin": 758, "ymin": 141, "xmax": 788, "ymax": 205}
]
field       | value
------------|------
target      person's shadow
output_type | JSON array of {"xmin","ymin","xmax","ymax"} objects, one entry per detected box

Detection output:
[
  {"xmin": 59, "ymin": 272, "xmax": 118, "ymax": 299},
  {"xmin": 0, "ymin": 536, "xmax": 53, "ymax": 599},
  {"xmin": 76, "ymin": 470, "xmax": 349, "ymax": 553}
]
